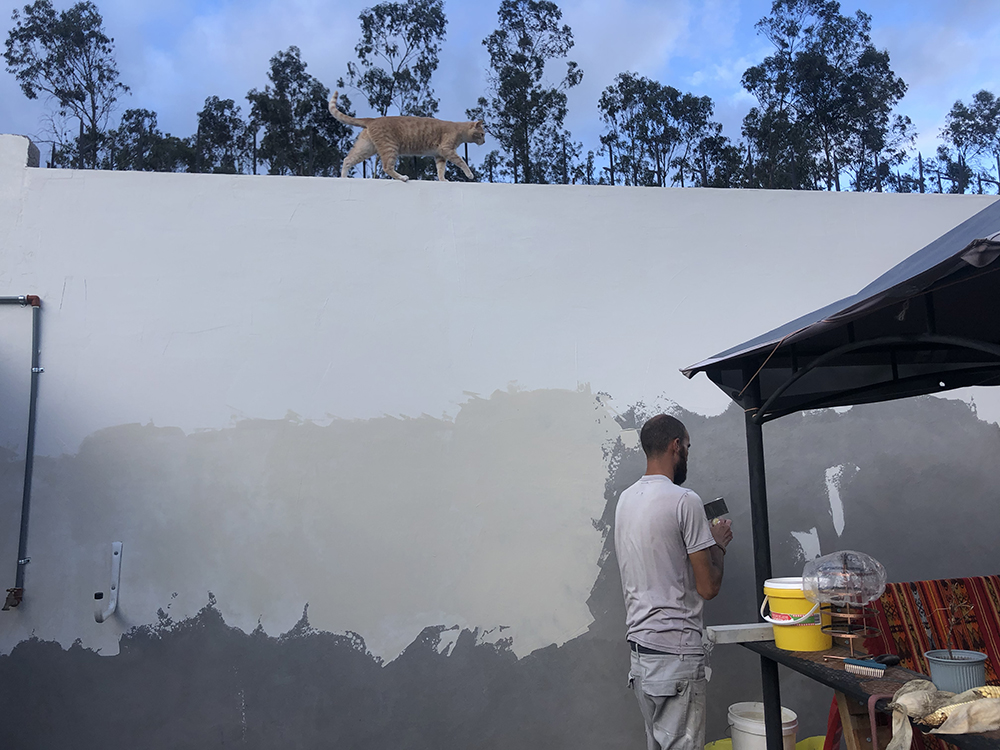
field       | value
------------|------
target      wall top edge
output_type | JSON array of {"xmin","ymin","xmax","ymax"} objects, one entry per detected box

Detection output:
[{"xmin": 0, "ymin": 134, "xmax": 41, "ymax": 169}]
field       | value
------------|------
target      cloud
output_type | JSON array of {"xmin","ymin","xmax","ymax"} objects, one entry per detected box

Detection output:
[{"xmin": 864, "ymin": 2, "xmax": 1000, "ymax": 156}]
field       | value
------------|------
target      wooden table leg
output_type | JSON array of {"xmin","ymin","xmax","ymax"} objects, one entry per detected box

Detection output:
[{"xmin": 835, "ymin": 692, "xmax": 893, "ymax": 750}]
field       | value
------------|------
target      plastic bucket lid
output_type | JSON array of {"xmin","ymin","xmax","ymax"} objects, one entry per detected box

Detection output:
[
  {"xmin": 764, "ymin": 577, "xmax": 805, "ymax": 592},
  {"xmin": 728, "ymin": 702, "xmax": 798, "ymax": 736}
]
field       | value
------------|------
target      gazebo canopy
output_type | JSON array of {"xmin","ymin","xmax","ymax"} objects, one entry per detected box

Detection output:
[
  {"xmin": 682, "ymin": 200, "xmax": 1000, "ymax": 424},
  {"xmin": 682, "ymin": 198, "xmax": 1000, "ymax": 750}
]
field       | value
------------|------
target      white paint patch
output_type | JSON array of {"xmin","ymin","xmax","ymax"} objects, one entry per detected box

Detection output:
[
  {"xmin": 620, "ymin": 428, "xmax": 639, "ymax": 450},
  {"xmin": 1, "ymin": 149, "xmax": 996, "ymax": 457},
  {"xmin": 825, "ymin": 465, "xmax": 846, "ymax": 536},
  {"xmin": 436, "ymin": 626, "xmax": 461, "ymax": 657},
  {"xmin": 790, "ymin": 527, "xmax": 822, "ymax": 563}
]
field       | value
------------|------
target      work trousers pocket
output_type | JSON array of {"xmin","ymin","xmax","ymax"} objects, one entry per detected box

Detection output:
[{"xmin": 634, "ymin": 651, "xmax": 704, "ymax": 696}]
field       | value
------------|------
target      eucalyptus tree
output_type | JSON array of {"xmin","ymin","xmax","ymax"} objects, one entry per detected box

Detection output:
[
  {"xmin": 192, "ymin": 96, "xmax": 252, "ymax": 174},
  {"xmin": 598, "ymin": 73, "xmax": 664, "ymax": 186},
  {"xmin": 932, "ymin": 146, "xmax": 975, "ymax": 194},
  {"xmin": 943, "ymin": 90, "xmax": 1000, "ymax": 193},
  {"xmin": 104, "ymin": 109, "xmax": 191, "ymax": 172},
  {"xmin": 471, "ymin": 0, "xmax": 582, "ymax": 184},
  {"xmin": 573, "ymin": 149, "xmax": 598, "ymax": 185},
  {"xmin": 691, "ymin": 130, "xmax": 743, "ymax": 188},
  {"xmin": 478, "ymin": 149, "xmax": 508, "ymax": 182},
  {"xmin": 598, "ymin": 72, "xmax": 730, "ymax": 188},
  {"xmin": 247, "ymin": 46, "xmax": 354, "ymax": 176},
  {"xmin": 4, "ymin": 0, "xmax": 129, "ymax": 168},
  {"xmin": 869, "ymin": 114, "xmax": 917, "ymax": 192},
  {"xmin": 670, "ymin": 93, "xmax": 716, "ymax": 187},
  {"xmin": 835, "ymin": 46, "xmax": 909, "ymax": 191},
  {"xmin": 342, "ymin": 0, "xmax": 447, "ymax": 117},
  {"xmin": 742, "ymin": 0, "xmax": 907, "ymax": 191}
]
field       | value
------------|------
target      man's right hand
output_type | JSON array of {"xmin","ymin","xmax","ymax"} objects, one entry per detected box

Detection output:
[{"xmin": 711, "ymin": 518, "xmax": 733, "ymax": 551}]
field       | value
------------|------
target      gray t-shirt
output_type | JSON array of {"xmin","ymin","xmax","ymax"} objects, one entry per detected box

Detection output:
[{"xmin": 614, "ymin": 474, "xmax": 716, "ymax": 653}]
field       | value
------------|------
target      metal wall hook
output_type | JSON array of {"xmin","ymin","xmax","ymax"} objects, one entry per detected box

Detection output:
[{"xmin": 94, "ymin": 542, "xmax": 123, "ymax": 623}]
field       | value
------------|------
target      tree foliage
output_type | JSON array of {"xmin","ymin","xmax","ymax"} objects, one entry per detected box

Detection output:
[
  {"xmin": 104, "ymin": 108, "xmax": 190, "ymax": 172},
  {"xmin": 4, "ymin": 0, "xmax": 129, "ymax": 168},
  {"xmin": 471, "ymin": 0, "xmax": 583, "ymax": 184},
  {"xmin": 598, "ymin": 72, "xmax": 736, "ymax": 187},
  {"xmin": 942, "ymin": 90, "xmax": 1000, "ymax": 193},
  {"xmin": 247, "ymin": 46, "xmax": 354, "ymax": 176},
  {"xmin": 192, "ymin": 96, "xmax": 252, "ymax": 174},
  {"xmin": 741, "ymin": 0, "xmax": 907, "ymax": 191},
  {"xmin": 342, "ymin": 0, "xmax": 446, "ymax": 118}
]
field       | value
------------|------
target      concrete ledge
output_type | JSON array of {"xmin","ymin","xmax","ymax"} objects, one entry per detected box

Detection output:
[
  {"xmin": 1, "ymin": 134, "xmax": 40, "ymax": 169},
  {"xmin": 706, "ymin": 623, "xmax": 775, "ymax": 644}
]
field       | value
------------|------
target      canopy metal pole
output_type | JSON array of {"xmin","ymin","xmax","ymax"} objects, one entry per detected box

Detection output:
[{"xmin": 744, "ymin": 371, "xmax": 783, "ymax": 750}]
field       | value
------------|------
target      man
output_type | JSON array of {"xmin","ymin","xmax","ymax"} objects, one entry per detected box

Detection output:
[{"xmin": 614, "ymin": 413, "xmax": 733, "ymax": 750}]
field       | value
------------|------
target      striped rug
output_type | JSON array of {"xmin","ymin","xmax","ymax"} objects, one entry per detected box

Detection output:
[{"xmin": 864, "ymin": 575, "xmax": 1000, "ymax": 685}]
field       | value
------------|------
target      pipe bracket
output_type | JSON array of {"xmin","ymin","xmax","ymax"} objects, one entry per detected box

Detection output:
[
  {"xmin": 2, "ymin": 587, "xmax": 24, "ymax": 610},
  {"xmin": 94, "ymin": 542, "xmax": 123, "ymax": 623}
]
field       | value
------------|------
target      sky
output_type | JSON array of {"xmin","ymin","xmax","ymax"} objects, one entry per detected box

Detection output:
[{"xmin": 1, "ymin": 0, "xmax": 999, "ymax": 174}]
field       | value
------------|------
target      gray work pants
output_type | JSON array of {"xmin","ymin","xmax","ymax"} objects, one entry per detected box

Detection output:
[{"xmin": 629, "ymin": 649, "xmax": 707, "ymax": 750}]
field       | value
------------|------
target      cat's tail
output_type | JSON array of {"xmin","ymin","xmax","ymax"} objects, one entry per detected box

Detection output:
[{"xmin": 329, "ymin": 92, "xmax": 372, "ymax": 128}]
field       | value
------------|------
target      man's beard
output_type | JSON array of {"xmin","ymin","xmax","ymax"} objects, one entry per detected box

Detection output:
[{"xmin": 675, "ymin": 450, "xmax": 688, "ymax": 485}]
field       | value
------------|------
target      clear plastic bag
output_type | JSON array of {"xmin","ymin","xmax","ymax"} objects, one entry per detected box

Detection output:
[{"xmin": 802, "ymin": 550, "xmax": 887, "ymax": 605}]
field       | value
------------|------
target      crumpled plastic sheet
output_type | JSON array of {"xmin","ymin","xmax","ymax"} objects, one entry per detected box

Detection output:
[
  {"xmin": 885, "ymin": 680, "xmax": 955, "ymax": 750},
  {"xmin": 884, "ymin": 679, "xmax": 1000, "ymax": 750},
  {"xmin": 931, "ymin": 698, "xmax": 1000, "ymax": 735}
]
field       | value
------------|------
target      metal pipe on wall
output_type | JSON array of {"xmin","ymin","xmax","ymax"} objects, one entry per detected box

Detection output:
[{"xmin": 1, "ymin": 295, "xmax": 42, "ymax": 611}]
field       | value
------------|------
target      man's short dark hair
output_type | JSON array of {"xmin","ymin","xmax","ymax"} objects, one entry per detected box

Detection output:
[{"xmin": 640, "ymin": 414, "xmax": 687, "ymax": 457}]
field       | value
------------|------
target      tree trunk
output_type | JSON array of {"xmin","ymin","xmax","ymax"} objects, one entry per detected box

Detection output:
[
  {"xmin": 821, "ymin": 133, "xmax": 834, "ymax": 191},
  {"xmin": 522, "ymin": 126, "xmax": 530, "ymax": 184}
]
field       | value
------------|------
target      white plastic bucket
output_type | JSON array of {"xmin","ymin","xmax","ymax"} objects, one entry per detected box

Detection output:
[{"xmin": 728, "ymin": 702, "xmax": 798, "ymax": 750}]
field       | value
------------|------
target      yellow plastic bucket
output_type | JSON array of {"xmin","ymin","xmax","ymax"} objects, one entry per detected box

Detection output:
[{"xmin": 760, "ymin": 577, "xmax": 832, "ymax": 651}]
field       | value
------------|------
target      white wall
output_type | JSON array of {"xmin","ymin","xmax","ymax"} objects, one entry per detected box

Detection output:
[{"xmin": 0, "ymin": 134, "xmax": 997, "ymax": 663}]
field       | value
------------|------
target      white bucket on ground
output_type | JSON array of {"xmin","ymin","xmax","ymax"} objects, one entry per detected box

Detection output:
[{"xmin": 728, "ymin": 702, "xmax": 798, "ymax": 750}]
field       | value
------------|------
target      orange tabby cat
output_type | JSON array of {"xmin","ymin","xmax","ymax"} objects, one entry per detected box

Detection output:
[{"xmin": 329, "ymin": 92, "xmax": 485, "ymax": 182}]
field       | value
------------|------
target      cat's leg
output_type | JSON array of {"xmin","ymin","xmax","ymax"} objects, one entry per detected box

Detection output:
[
  {"xmin": 341, "ymin": 132, "xmax": 377, "ymax": 178},
  {"xmin": 376, "ymin": 146, "xmax": 408, "ymax": 182},
  {"xmin": 442, "ymin": 149, "xmax": 474, "ymax": 180},
  {"xmin": 435, "ymin": 156, "xmax": 448, "ymax": 181}
]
